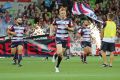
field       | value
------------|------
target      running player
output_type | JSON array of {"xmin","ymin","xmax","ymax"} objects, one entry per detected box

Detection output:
[
  {"xmin": 77, "ymin": 20, "xmax": 92, "ymax": 64},
  {"xmin": 7, "ymin": 17, "xmax": 27, "ymax": 67},
  {"xmin": 51, "ymin": 7, "xmax": 74, "ymax": 72}
]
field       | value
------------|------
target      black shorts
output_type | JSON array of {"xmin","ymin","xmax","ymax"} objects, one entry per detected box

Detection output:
[
  {"xmin": 101, "ymin": 41, "xmax": 115, "ymax": 52},
  {"xmin": 11, "ymin": 41, "xmax": 23, "ymax": 48},
  {"xmin": 81, "ymin": 41, "xmax": 91, "ymax": 48},
  {"xmin": 56, "ymin": 38, "xmax": 68, "ymax": 48}
]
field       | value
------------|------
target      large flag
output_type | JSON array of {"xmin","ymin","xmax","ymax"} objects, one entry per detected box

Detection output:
[
  {"xmin": 72, "ymin": 2, "xmax": 82, "ymax": 15},
  {"xmin": 72, "ymin": 2, "xmax": 103, "ymax": 23},
  {"xmin": 81, "ymin": 3, "xmax": 103, "ymax": 23}
]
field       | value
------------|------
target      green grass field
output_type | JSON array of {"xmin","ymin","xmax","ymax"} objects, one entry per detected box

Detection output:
[{"xmin": 0, "ymin": 56, "xmax": 120, "ymax": 80}]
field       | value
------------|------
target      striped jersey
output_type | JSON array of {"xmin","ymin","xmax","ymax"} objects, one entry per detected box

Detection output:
[
  {"xmin": 78, "ymin": 27, "xmax": 91, "ymax": 42},
  {"xmin": 9, "ymin": 25, "xmax": 26, "ymax": 42},
  {"xmin": 53, "ymin": 18, "xmax": 73, "ymax": 39}
]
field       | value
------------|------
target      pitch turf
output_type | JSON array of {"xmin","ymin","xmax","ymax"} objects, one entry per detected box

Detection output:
[{"xmin": 0, "ymin": 56, "xmax": 120, "ymax": 80}]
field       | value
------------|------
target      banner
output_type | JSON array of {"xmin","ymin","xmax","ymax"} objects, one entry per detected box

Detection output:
[
  {"xmin": 0, "ymin": 35, "xmax": 56, "ymax": 56},
  {"xmin": 0, "ymin": 35, "xmax": 120, "ymax": 56}
]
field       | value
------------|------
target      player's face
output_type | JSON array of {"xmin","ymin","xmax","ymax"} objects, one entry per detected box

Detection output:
[
  {"xmin": 83, "ymin": 20, "xmax": 89, "ymax": 27},
  {"xmin": 59, "ymin": 11, "xmax": 66, "ymax": 19},
  {"xmin": 17, "ymin": 18, "xmax": 23, "ymax": 25}
]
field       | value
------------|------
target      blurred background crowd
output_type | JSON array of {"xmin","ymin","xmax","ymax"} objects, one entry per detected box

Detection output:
[{"xmin": 0, "ymin": 0, "xmax": 120, "ymax": 42}]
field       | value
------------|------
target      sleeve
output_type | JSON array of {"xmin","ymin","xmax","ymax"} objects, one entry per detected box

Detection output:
[{"xmin": 8, "ymin": 25, "xmax": 14, "ymax": 31}]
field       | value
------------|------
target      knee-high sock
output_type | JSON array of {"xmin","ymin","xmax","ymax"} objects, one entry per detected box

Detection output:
[
  {"xmin": 66, "ymin": 49, "xmax": 70, "ymax": 58},
  {"xmin": 56, "ymin": 55, "xmax": 62, "ymax": 68},
  {"xmin": 84, "ymin": 54, "xmax": 87, "ymax": 62},
  {"xmin": 18, "ymin": 54, "xmax": 22, "ymax": 64},
  {"xmin": 80, "ymin": 54, "xmax": 83, "ymax": 60},
  {"xmin": 54, "ymin": 54, "xmax": 58, "ymax": 60},
  {"xmin": 13, "ymin": 53, "xmax": 18, "ymax": 63}
]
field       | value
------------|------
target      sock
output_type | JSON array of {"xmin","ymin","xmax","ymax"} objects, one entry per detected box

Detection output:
[
  {"xmin": 54, "ymin": 54, "xmax": 58, "ymax": 60},
  {"xmin": 18, "ymin": 54, "xmax": 22, "ymax": 65},
  {"xmin": 13, "ymin": 53, "xmax": 18, "ymax": 64},
  {"xmin": 56, "ymin": 55, "xmax": 62, "ymax": 68},
  {"xmin": 80, "ymin": 54, "xmax": 83, "ymax": 60},
  {"xmin": 66, "ymin": 49, "xmax": 70, "ymax": 59},
  {"xmin": 83, "ymin": 54, "xmax": 87, "ymax": 62},
  {"xmin": 67, "ymin": 56, "xmax": 70, "ymax": 59},
  {"xmin": 46, "ymin": 56, "xmax": 48, "ymax": 60}
]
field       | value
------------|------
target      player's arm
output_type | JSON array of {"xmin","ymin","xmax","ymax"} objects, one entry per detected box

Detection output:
[
  {"xmin": 100, "ymin": 22, "xmax": 106, "ymax": 39},
  {"xmin": 24, "ymin": 27, "xmax": 29, "ymax": 36},
  {"xmin": 67, "ymin": 19, "xmax": 74, "ymax": 31},
  {"xmin": 7, "ymin": 26, "xmax": 16, "ymax": 36},
  {"xmin": 67, "ymin": 26, "xmax": 74, "ymax": 31},
  {"xmin": 90, "ymin": 34, "xmax": 96, "ymax": 43},
  {"xmin": 100, "ymin": 29, "xmax": 104, "ymax": 39},
  {"xmin": 76, "ymin": 29, "xmax": 82, "ymax": 40}
]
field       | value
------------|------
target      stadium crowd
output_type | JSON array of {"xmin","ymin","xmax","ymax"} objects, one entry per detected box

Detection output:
[{"xmin": 0, "ymin": 0, "xmax": 120, "ymax": 41}]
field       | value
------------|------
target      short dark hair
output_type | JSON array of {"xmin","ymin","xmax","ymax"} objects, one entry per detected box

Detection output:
[{"xmin": 107, "ymin": 13, "xmax": 114, "ymax": 20}]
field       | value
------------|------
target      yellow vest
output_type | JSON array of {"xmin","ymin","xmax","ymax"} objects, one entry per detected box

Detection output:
[{"xmin": 104, "ymin": 21, "xmax": 116, "ymax": 38}]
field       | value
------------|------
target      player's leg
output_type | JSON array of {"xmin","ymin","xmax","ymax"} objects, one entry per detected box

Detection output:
[
  {"xmin": 65, "ymin": 39, "xmax": 71, "ymax": 60},
  {"xmin": 81, "ymin": 42, "xmax": 91, "ymax": 63},
  {"xmin": 52, "ymin": 39, "xmax": 62, "ymax": 62},
  {"xmin": 101, "ymin": 41, "xmax": 108, "ymax": 67},
  {"xmin": 55, "ymin": 44, "xmax": 63, "ymax": 72},
  {"xmin": 98, "ymin": 49, "xmax": 102, "ymax": 59},
  {"xmin": 80, "ymin": 52, "xmax": 84, "ymax": 62},
  {"xmin": 101, "ymin": 50, "xmax": 108, "ymax": 66},
  {"xmin": 109, "ymin": 52, "xmax": 114, "ymax": 67},
  {"xmin": 11, "ymin": 47, "xmax": 17, "ymax": 65},
  {"xmin": 52, "ymin": 53, "xmax": 58, "ymax": 62},
  {"xmin": 109, "ymin": 43, "xmax": 115, "ymax": 67},
  {"xmin": 17, "ymin": 45, "xmax": 23, "ymax": 67},
  {"xmin": 80, "ymin": 46, "xmax": 84, "ymax": 62},
  {"xmin": 83, "ymin": 46, "xmax": 90, "ymax": 63},
  {"xmin": 65, "ymin": 48, "xmax": 70, "ymax": 60}
]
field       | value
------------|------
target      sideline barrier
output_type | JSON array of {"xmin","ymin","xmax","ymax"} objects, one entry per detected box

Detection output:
[
  {"xmin": 0, "ymin": 35, "xmax": 56, "ymax": 56},
  {"xmin": 0, "ymin": 36, "xmax": 120, "ymax": 56}
]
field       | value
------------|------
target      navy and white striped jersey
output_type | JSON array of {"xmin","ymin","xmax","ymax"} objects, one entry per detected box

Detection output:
[
  {"xmin": 9, "ymin": 25, "xmax": 26, "ymax": 42},
  {"xmin": 78, "ymin": 27, "xmax": 91, "ymax": 42},
  {"xmin": 53, "ymin": 18, "xmax": 73, "ymax": 39}
]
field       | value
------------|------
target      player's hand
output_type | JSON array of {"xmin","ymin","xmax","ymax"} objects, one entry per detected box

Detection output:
[
  {"xmin": 66, "ymin": 25, "xmax": 74, "ymax": 31},
  {"xmin": 65, "ymin": 25, "xmax": 70, "ymax": 30},
  {"xmin": 11, "ymin": 32, "xmax": 17, "ymax": 36}
]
